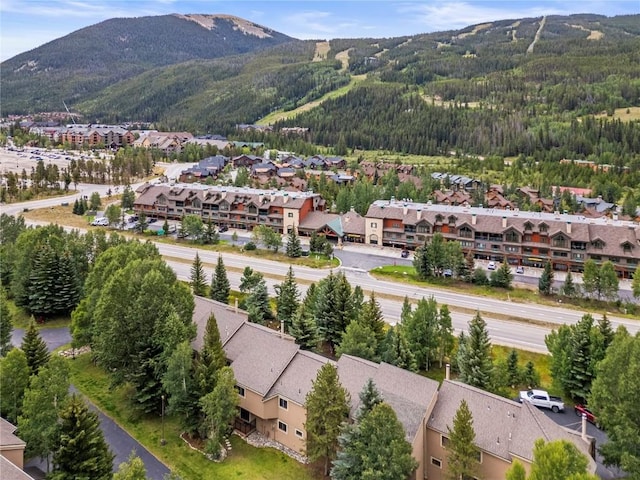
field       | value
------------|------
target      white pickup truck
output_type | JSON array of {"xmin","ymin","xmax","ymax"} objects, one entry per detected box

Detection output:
[{"xmin": 519, "ymin": 389, "xmax": 565, "ymax": 413}]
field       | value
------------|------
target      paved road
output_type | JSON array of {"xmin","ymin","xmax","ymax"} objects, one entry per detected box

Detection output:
[{"xmin": 11, "ymin": 328, "xmax": 171, "ymax": 480}]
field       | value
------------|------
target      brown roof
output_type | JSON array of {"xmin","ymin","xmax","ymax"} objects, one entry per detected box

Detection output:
[
  {"xmin": 299, "ymin": 211, "xmax": 339, "ymax": 230},
  {"xmin": 0, "ymin": 418, "xmax": 25, "ymax": 450},
  {"xmin": 341, "ymin": 210, "xmax": 365, "ymax": 235},
  {"xmin": 266, "ymin": 350, "xmax": 330, "ymax": 405},
  {"xmin": 365, "ymin": 201, "xmax": 640, "ymax": 259},
  {"xmin": 0, "ymin": 457, "xmax": 34, "ymax": 480},
  {"xmin": 428, "ymin": 381, "xmax": 596, "ymax": 469},
  {"xmin": 337, "ymin": 355, "xmax": 439, "ymax": 442}
]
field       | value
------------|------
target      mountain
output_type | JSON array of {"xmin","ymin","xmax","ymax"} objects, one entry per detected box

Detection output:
[
  {"xmin": 0, "ymin": 14, "xmax": 295, "ymax": 114},
  {"xmin": 2, "ymin": 13, "xmax": 639, "ymax": 159}
]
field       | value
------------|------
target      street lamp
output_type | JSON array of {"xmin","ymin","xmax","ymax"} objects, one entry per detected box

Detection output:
[{"xmin": 160, "ymin": 395, "xmax": 166, "ymax": 446}]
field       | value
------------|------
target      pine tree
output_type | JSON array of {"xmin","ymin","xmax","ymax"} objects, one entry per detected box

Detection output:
[
  {"xmin": 523, "ymin": 361, "xmax": 539, "ymax": 388},
  {"xmin": 210, "ymin": 255, "xmax": 230, "ymax": 304},
  {"xmin": 336, "ymin": 321, "xmax": 377, "ymax": 361},
  {"xmin": 245, "ymin": 277, "xmax": 272, "ymax": 325},
  {"xmin": 51, "ymin": 394, "xmax": 114, "ymax": 480},
  {"xmin": 239, "ymin": 266, "xmax": 261, "ymax": 293},
  {"xmin": 355, "ymin": 378, "xmax": 382, "ymax": 421},
  {"xmin": 446, "ymin": 399, "xmax": 480, "ymax": 480},
  {"xmin": 380, "ymin": 325, "xmax": 418, "ymax": 372},
  {"xmin": 196, "ymin": 313, "xmax": 227, "ymax": 393},
  {"xmin": 286, "ymin": 229, "xmax": 302, "ymax": 258},
  {"xmin": 506, "ymin": 349, "xmax": 520, "ymax": 387},
  {"xmin": 274, "ymin": 266, "xmax": 300, "ymax": 333},
  {"xmin": 538, "ymin": 262, "xmax": 554, "ymax": 295},
  {"xmin": 491, "ymin": 261, "xmax": 513, "ymax": 288},
  {"xmin": 21, "ymin": 320, "xmax": 50, "ymax": 375},
  {"xmin": 400, "ymin": 296, "xmax": 412, "ymax": 323},
  {"xmin": 305, "ymin": 363, "xmax": 350, "ymax": 476},
  {"xmin": 457, "ymin": 312, "xmax": 493, "ymax": 390},
  {"xmin": 200, "ymin": 367, "xmax": 239, "ymax": 454},
  {"xmin": 359, "ymin": 292, "xmax": 386, "ymax": 349},
  {"xmin": 190, "ymin": 252, "xmax": 208, "ymax": 296},
  {"xmin": 290, "ymin": 307, "xmax": 319, "ymax": 350},
  {"xmin": 404, "ymin": 296, "xmax": 439, "ymax": 370},
  {"xmin": 463, "ymin": 251, "xmax": 475, "ymax": 283},
  {"xmin": 437, "ymin": 304, "xmax": 455, "ymax": 368},
  {"xmin": 562, "ymin": 271, "xmax": 577, "ymax": 297},
  {"xmin": 566, "ymin": 314, "xmax": 595, "ymax": 402},
  {"xmin": 0, "ymin": 290, "xmax": 13, "ymax": 357}
]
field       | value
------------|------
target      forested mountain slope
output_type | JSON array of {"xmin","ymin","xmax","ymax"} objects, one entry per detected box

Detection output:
[{"xmin": 0, "ymin": 14, "xmax": 294, "ymax": 113}]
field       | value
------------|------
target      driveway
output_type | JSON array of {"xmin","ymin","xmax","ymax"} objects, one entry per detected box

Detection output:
[
  {"xmin": 12, "ymin": 326, "xmax": 171, "ymax": 480},
  {"xmin": 542, "ymin": 408, "xmax": 627, "ymax": 479}
]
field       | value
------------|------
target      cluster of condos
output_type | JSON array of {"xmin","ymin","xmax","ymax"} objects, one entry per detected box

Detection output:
[
  {"xmin": 135, "ymin": 183, "xmax": 640, "ymax": 278},
  {"xmin": 192, "ymin": 297, "xmax": 596, "ymax": 479}
]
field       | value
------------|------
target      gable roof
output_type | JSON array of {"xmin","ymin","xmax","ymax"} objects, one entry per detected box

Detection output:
[
  {"xmin": 428, "ymin": 380, "xmax": 596, "ymax": 468},
  {"xmin": 337, "ymin": 355, "xmax": 439, "ymax": 442}
]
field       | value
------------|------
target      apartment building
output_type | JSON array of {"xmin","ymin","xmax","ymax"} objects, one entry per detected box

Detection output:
[
  {"xmin": 134, "ymin": 183, "xmax": 325, "ymax": 234},
  {"xmin": 365, "ymin": 199, "xmax": 640, "ymax": 278},
  {"xmin": 191, "ymin": 297, "xmax": 596, "ymax": 480},
  {"xmin": 60, "ymin": 124, "xmax": 135, "ymax": 148}
]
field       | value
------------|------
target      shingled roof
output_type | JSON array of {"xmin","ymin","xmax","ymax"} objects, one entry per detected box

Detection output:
[{"xmin": 428, "ymin": 380, "xmax": 596, "ymax": 469}]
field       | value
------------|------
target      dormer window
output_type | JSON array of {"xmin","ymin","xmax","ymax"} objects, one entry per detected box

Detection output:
[
  {"xmin": 448, "ymin": 215, "xmax": 457, "ymax": 226},
  {"xmin": 539, "ymin": 223, "xmax": 548, "ymax": 233},
  {"xmin": 592, "ymin": 239, "xmax": 604, "ymax": 249},
  {"xmin": 435, "ymin": 214, "xmax": 444, "ymax": 224},
  {"xmin": 553, "ymin": 235, "xmax": 567, "ymax": 248},
  {"xmin": 505, "ymin": 230, "xmax": 520, "ymax": 243},
  {"xmin": 524, "ymin": 221, "xmax": 533, "ymax": 231}
]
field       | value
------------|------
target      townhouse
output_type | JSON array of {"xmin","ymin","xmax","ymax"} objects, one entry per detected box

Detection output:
[
  {"xmin": 192, "ymin": 297, "xmax": 596, "ymax": 480},
  {"xmin": 134, "ymin": 183, "xmax": 325, "ymax": 234},
  {"xmin": 365, "ymin": 199, "xmax": 640, "ymax": 278},
  {"xmin": 0, "ymin": 418, "xmax": 34, "ymax": 480}
]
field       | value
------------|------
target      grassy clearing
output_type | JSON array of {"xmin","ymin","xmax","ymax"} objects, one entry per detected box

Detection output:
[
  {"xmin": 22, "ymin": 204, "xmax": 93, "ymax": 229},
  {"xmin": 345, "ymin": 150, "xmax": 454, "ymax": 166},
  {"xmin": 371, "ymin": 265, "xmax": 635, "ymax": 320},
  {"xmin": 256, "ymin": 75, "xmax": 365, "ymax": 125},
  {"xmin": 68, "ymin": 355, "xmax": 319, "ymax": 480},
  {"xmin": 594, "ymin": 106, "xmax": 640, "ymax": 122},
  {"xmin": 6, "ymin": 298, "xmax": 70, "ymax": 329}
]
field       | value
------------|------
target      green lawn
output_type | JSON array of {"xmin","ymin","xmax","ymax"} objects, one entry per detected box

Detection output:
[{"xmin": 67, "ymin": 355, "xmax": 319, "ymax": 480}]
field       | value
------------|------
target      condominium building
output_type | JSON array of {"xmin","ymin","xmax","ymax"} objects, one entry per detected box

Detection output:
[
  {"xmin": 365, "ymin": 199, "xmax": 640, "ymax": 278},
  {"xmin": 134, "ymin": 183, "xmax": 326, "ymax": 234},
  {"xmin": 192, "ymin": 297, "xmax": 596, "ymax": 480}
]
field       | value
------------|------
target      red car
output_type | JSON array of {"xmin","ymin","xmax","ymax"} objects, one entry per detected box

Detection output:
[{"xmin": 574, "ymin": 404, "xmax": 599, "ymax": 428}]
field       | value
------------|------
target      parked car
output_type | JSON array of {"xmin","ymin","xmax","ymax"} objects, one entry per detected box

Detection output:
[
  {"xmin": 519, "ymin": 389, "xmax": 565, "ymax": 413},
  {"xmin": 91, "ymin": 217, "xmax": 109, "ymax": 226},
  {"xmin": 574, "ymin": 404, "xmax": 599, "ymax": 427},
  {"xmin": 487, "ymin": 261, "xmax": 496, "ymax": 270},
  {"xmin": 401, "ymin": 249, "xmax": 409, "ymax": 258},
  {"xmin": 443, "ymin": 269, "xmax": 453, "ymax": 277},
  {"xmin": 218, "ymin": 225, "xmax": 229, "ymax": 233},
  {"xmin": 516, "ymin": 266, "xmax": 525, "ymax": 274}
]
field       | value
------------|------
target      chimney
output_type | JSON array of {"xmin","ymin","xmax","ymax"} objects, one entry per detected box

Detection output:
[
  {"xmin": 581, "ymin": 413, "xmax": 588, "ymax": 441},
  {"xmin": 283, "ymin": 193, "xmax": 289, "ymax": 203},
  {"xmin": 502, "ymin": 216, "xmax": 507, "ymax": 228},
  {"xmin": 567, "ymin": 221, "xmax": 572, "ymax": 234},
  {"xmin": 417, "ymin": 209, "xmax": 422, "ymax": 220},
  {"xmin": 234, "ymin": 297, "xmax": 238, "ymax": 313},
  {"xmin": 445, "ymin": 363, "xmax": 451, "ymax": 380},
  {"xmin": 280, "ymin": 320, "xmax": 285, "ymax": 338},
  {"xmin": 403, "ymin": 203, "xmax": 408, "ymax": 216},
  {"xmin": 472, "ymin": 213, "xmax": 477, "ymax": 225}
]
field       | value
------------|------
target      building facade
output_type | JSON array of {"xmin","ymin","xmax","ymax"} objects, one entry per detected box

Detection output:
[
  {"xmin": 365, "ymin": 199, "xmax": 640, "ymax": 278},
  {"xmin": 134, "ymin": 183, "xmax": 325, "ymax": 234},
  {"xmin": 192, "ymin": 297, "xmax": 596, "ymax": 480}
]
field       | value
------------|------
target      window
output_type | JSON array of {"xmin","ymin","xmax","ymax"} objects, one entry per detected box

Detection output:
[
  {"xmin": 475, "ymin": 451, "xmax": 483, "ymax": 463},
  {"xmin": 240, "ymin": 408, "xmax": 250, "ymax": 422},
  {"xmin": 278, "ymin": 421, "xmax": 288, "ymax": 433},
  {"xmin": 505, "ymin": 231, "xmax": 519, "ymax": 243},
  {"xmin": 431, "ymin": 457, "xmax": 442, "ymax": 468},
  {"xmin": 417, "ymin": 224, "xmax": 431, "ymax": 234},
  {"xmin": 524, "ymin": 221, "xmax": 533, "ymax": 231},
  {"xmin": 295, "ymin": 429, "xmax": 304, "ymax": 439},
  {"xmin": 505, "ymin": 246, "xmax": 519, "ymax": 253},
  {"xmin": 370, "ymin": 222, "xmax": 377, "ymax": 228},
  {"xmin": 441, "ymin": 435, "xmax": 450, "ymax": 448},
  {"xmin": 459, "ymin": 227, "xmax": 473, "ymax": 239},
  {"xmin": 553, "ymin": 236, "xmax": 567, "ymax": 248},
  {"xmin": 539, "ymin": 223, "xmax": 548, "ymax": 233},
  {"xmin": 287, "ymin": 212, "xmax": 294, "ymax": 218},
  {"xmin": 279, "ymin": 398, "xmax": 288, "ymax": 410},
  {"xmin": 235, "ymin": 386, "xmax": 245, "ymax": 397}
]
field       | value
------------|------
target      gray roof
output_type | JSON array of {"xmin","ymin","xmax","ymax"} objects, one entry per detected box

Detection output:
[
  {"xmin": 0, "ymin": 457, "xmax": 34, "ymax": 480},
  {"xmin": 428, "ymin": 380, "xmax": 596, "ymax": 468},
  {"xmin": 191, "ymin": 297, "xmax": 246, "ymax": 351},
  {"xmin": 337, "ymin": 355, "xmax": 439, "ymax": 442},
  {"xmin": 0, "ymin": 417, "xmax": 25, "ymax": 449},
  {"xmin": 223, "ymin": 322, "xmax": 299, "ymax": 396},
  {"xmin": 266, "ymin": 350, "xmax": 330, "ymax": 405}
]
